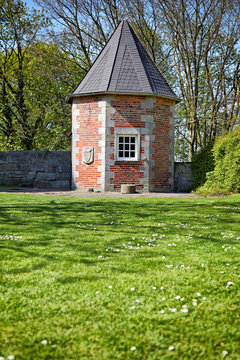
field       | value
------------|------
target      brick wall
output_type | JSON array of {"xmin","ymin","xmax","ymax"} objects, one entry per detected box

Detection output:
[
  {"xmin": 108, "ymin": 95, "xmax": 174, "ymax": 191},
  {"xmin": 0, "ymin": 151, "xmax": 71, "ymax": 189},
  {"xmin": 72, "ymin": 94, "xmax": 175, "ymax": 192},
  {"xmin": 152, "ymin": 98, "xmax": 175, "ymax": 191},
  {"xmin": 72, "ymin": 96, "xmax": 102, "ymax": 190},
  {"xmin": 109, "ymin": 95, "xmax": 147, "ymax": 191}
]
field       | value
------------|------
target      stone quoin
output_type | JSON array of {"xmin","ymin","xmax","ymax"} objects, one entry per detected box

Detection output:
[{"xmin": 66, "ymin": 20, "xmax": 180, "ymax": 192}]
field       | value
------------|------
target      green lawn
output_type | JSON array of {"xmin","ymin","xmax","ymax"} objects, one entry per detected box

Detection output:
[{"xmin": 0, "ymin": 194, "xmax": 240, "ymax": 360}]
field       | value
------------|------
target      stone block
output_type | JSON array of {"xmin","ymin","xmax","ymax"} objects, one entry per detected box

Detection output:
[
  {"xmin": 33, "ymin": 180, "xmax": 52, "ymax": 189},
  {"xmin": 30, "ymin": 151, "xmax": 48, "ymax": 161},
  {"xmin": 15, "ymin": 163, "xmax": 31, "ymax": 171},
  {"xmin": 30, "ymin": 163, "xmax": 45, "ymax": 172},
  {"xmin": 9, "ymin": 177, "xmax": 25, "ymax": 186},
  {"xmin": 11, "ymin": 171, "xmax": 29, "ymax": 177},
  {"xmin": 57, "ymin": 173, "xmax": 70, "ymax": 180},
  {"xmin": 7, "ymin": 151, "xmax": 28, "ymax": 163},
  {"xmin": 57, "ymin": 164, "xmax": 71, "ymax": 173},
  {"xmin": 47, "ymin": 151, "xmax": 71, "ymax": 162},
  {"xmin": 0, "ymin": 152, "xmax": 8, "ymax": 163},
  {"xmin": 23, "ymin": 172, "xmax": 37, "ymax": 181},
  {"xmin": 35, "ymin": 172, "xmax": 56, "ymax": 181},
  {"xmin": 45, "ymin": 164, "xmax": 58, "ymax": 172},
  {"xmin": 21, "ymin": 179, "xmax": 34, "ymax": 187},
  {"xmin": 121, "ymin": 184, "xmax": 136, "ymax": 194},
  {"xmin": 0, "ymin": 175, "xmax": 9, "ymax": 185},
  {"xmin": 51, "ymin": 180, "xmax": 70, "ymax": 190},
  {"xmin": 174, "ymin": 162, "xmax": 193, "ymax": 192},
  {"xmin": 0, "ymin": 163, "xmax": 13, "ymax": 172}
]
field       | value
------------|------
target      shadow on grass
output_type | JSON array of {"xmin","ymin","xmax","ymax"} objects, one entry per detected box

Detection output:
[
  {"xmin": 110, "ymin": 266, "xmax": 146, "ymax": 274},
  {"xmin": 57, "ymin": 275, "xmax": 104, "ymax": 284},
  {"xmin": 5, "ymin": 262, "xmax": 47, "ymax": 275},
  {"xmin": 0, "ymin": 196, "xmax": 239, "ymax": 274}
]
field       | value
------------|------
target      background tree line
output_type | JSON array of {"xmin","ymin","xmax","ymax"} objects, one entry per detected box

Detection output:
[{"xmin": 0, "ymin": 0, "xmax": 239, "ymax": 160}]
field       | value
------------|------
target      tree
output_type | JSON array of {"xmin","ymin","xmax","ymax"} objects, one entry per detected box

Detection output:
[
  {"xmin": 157, "ymin": 0, "xmax": 240, "ymax": 160},
  {"xmin": 23, "ymin": 42, "xmax": 83, "ymax": 150},
  {"xmin": 0, "ymin": 0, "xmax": 49, "ymax": 149},
  {"xmin": 35, "ymin": 0, "xmax": 124, "ymax": 70},
  {"xmin": 0, "ymin": 0, "xmax": 84, "ymax": 150},
  {"xmin": 34, "ymin": 0, "xmax": 171, "ymax": 76}
]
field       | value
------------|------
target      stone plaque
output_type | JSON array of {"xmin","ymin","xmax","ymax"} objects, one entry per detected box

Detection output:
[{"xmin": 82, "ymin": 147, "xmax": 94, "ymax": 165}]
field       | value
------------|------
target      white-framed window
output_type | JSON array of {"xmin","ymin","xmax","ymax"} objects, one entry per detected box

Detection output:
[{"xmin": 116, "ymin": 135, "xmax": 138, "ymax": 161}]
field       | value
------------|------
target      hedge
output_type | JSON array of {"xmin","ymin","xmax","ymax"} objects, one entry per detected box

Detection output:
[{"xmin": 196, "ymin": 131, "xmax": 240, "ymax": 195}]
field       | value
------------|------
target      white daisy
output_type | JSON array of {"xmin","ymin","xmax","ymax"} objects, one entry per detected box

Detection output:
[{"xmin": 226, "ymin": 281, "xmax": 234, "ymax": 289}]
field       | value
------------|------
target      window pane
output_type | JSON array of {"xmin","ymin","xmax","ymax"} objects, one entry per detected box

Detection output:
[{"xmin": 117, "ymin": 135, "xmax": 137, "ymax": 160}]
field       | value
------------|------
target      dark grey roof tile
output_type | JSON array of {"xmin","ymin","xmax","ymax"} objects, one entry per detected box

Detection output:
[{"xmin": 67, "ymin": 20, "xmax": 179, "ymax": 102}]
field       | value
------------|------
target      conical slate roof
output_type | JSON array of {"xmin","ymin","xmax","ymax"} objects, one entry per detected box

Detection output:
[{"xmin": 66, "ymin": 20, "xmax": 179, "ymax": 102}]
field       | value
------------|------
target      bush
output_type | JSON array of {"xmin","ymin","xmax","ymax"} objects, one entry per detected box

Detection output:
[
  {"xmin": 196, "ymin": 131, "xmax": 240, "ymax": 195},
  {"xmin": 192, "ymin": 143, "xmax": 214, "ymax": 189}
]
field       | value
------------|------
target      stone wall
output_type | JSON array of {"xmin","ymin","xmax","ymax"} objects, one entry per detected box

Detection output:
[
  {"xmin": 0, "ymin": 151, "xmax": 193, "ymax": 192},
  {"xmin": 174, "ymin": 162, "xmax": 193, "ymax": 192},
  {"xmin": 0, "ymin": 151, "xmax": 71, "ymax": 190}
]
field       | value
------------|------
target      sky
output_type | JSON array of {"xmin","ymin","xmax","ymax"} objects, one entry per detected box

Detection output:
[{"xmin": 25, "ymin": 0, "xmax": 42, "ymax": 10}]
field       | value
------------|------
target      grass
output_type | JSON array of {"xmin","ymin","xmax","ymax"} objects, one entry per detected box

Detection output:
[{"xmin": 0, "ymin": 193, "xmax": 240, "ymax": 360}]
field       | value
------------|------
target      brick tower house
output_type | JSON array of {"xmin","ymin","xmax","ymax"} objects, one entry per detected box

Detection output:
[{"xmin": 66, "ymin": 20, "xmax": 179, "ymax": 192}]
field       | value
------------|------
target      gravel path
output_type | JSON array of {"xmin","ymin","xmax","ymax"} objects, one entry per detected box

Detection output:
[{"xmin": 0, "ymin": 187, "xmax": 203, "ymax": 198}]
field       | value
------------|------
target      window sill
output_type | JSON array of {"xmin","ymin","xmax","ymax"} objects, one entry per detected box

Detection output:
[{"xmin": 114, "ymin": 160, "xmax": 141, "ymax": 164}]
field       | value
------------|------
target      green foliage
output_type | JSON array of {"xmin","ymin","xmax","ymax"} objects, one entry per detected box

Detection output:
[
  {"xmin": 23, "ymin": 42, "xmax": 83, "ymax": 150},
  {"xmin": 0, "ymin": 40, "xmax": 83, "ymax": 150},
  {"xmin": 0, "ymin": 0, "xmax": 84, "ymax": 150},
  {"xmin": 0, "ymin": 194, "xmax": 240, "ymax": 359},
  {"xmin": 192, "ymin": 143, "xmax": 214, "ymax": 189},
  {"xmin": 197, "ymin": 131, "xmax": 240, "ymax": 195}
]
